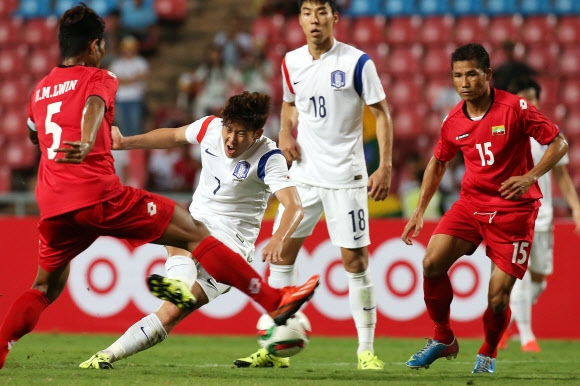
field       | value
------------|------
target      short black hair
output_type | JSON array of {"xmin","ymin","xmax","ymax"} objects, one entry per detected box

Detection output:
[
  {"xmin": 58, "ymin": 3, "xmax": 105, "ymax": 58},
  {"xmin": 297, "ymin": 0, "xmax": 338, "ymax": 14},
  {"xmin": 221, "ymin": 91, "xmax": 271, "ymax": 132},
  {"xmin": 507, "ymin": 77, "xmax": 542, "ymax": 101},
  {"xmin": 451, "ymin": 43, "xmax": 490, "ymax": 72}
]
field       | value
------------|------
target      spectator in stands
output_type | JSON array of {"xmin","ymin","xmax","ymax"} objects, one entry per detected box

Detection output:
[
  {"xmin": 242, "ymin": 41, "xmax": 274, "ymax": 95},
  {"xmin": 492, "ymin": 40, "xmax": 537, "ymax": 91},
  {"xmin": 499, "ymin": 77, "xmax": 580, "ymax": 353},
  {"xmin": 101, "ymin": 8, "xmax": 127, "ymax": 68},
  {"xmin": 120, "ymin": 0, "xmax": 159, "ymax": 56},
  {"xmin": 213, "ymin": 11, "xmax": 253, "ymax": 68},
  {"xmin": 108, "ymin": 35, "xmax": 149, "ymax": 137}
]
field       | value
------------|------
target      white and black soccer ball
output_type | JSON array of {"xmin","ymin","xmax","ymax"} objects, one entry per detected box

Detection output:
[{"xmin": 256, "ymin": 311, "xmax": 311, "ymax": 357}]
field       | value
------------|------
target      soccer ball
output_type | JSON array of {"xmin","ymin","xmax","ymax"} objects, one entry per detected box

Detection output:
[{"xmin": 256, "ymin": 311, "xmax": 311, "ymax": 357}]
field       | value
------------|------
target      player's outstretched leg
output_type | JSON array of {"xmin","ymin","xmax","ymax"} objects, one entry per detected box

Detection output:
[
  {"xmin": 147, "ymin": 274, "xmax": 196, "ymax": 311},
  {"xmin": 234, "ymin": 348, "xmax": 290, "ymax": 368},
  {"xmin": 472, "ymin": 353, "xmax": 496, "ymax": 373},
  {"xmin": 268, "ymin": 275, "xmax": 320, "ymax": 326},
  {"xmin": 406, "ymin": 338, "xmax": 459, "ymax": 369},
  {"xmin": 79, "ymin": 353, "xmax": 114, "ymax": 369}
]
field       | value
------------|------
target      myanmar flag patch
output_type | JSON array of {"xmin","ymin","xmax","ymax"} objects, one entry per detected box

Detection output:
[{"xmin": 492, "ymin": 125, "xmax": 506, "ymax": 136}]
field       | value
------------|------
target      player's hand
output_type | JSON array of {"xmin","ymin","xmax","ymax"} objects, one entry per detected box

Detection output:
[
  {"xmin": 278, "ymin": 131, "xmax": 301, "ymax": 162},
  {"xmin": 367, "ymin": 166, "xmax": 392, "ymax": 201},
  {"xmin": 401, "ymin": 212, "xmax": 424, "ymax": 245},
  {"xmin": 54, "ymin": 141, "xmax": 92, "ymax": 164},
  {"xmin": 499, "ymin": 175, "xmax": 534, "ymax": 200},
  {"xmin": 261, "ymin": 236, "xmax": 284, "ymax": 263},
  {"xmin": 111, "ymin": 125, "xmax": 124, "ymax": 150}
]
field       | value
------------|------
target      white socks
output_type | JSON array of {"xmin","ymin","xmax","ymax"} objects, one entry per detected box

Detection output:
[
  {"xmin": 268, "ymin": 264, "xmax": 296, "ymax": 288},
  {"xmin": 101, "ymin": 314, "xmax": 168, "ymax": 361},
  {"xmin": 510, "ymin": 271, "xmax": 536, "ymax": 345},
  {"xmin": 346, "ymin": 270, "xmax": 377, "ymax": 355},
  {"xmin": 531, "ymin": 279, "xmax": 547, "ymax": 304},
  {"xmin": 165, "ymin": 255, "xmax": 197, "ymax": 289}
]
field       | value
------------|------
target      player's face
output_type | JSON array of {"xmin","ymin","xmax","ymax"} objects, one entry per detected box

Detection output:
[
  {"xmin": 452, "ymin": 60, "xmax": 491, "ymax": 103},
  {"xmin": 299, "ymin": 2, "xmax": 337, "ymax": 46},
  {"xmin": 222, "ymin": 123, "xmax": 263, "ymax": 158},
  {"xmin": 517, "ymin": 88, "xmax": 540, "ymax": 109}
]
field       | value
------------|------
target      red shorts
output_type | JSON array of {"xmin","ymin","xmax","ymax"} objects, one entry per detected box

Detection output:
[
  {"xmin": 433, "ymin": 199, "xmax": 538, "ymax": 279},
  {"xmin": 38, "ymin": 185, "xmax": 175, "ymax": 272}
]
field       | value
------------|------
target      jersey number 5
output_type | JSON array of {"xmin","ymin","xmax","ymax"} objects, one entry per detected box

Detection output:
[{"xmin": 46, "ymin": 101, "xmax": 63, "ymax": 159}]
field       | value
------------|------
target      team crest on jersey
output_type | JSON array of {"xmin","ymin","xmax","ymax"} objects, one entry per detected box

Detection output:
[
  {"xmin": 492, "ymin": 125, "xmax": 506, "ymax": 136},
  {"xmin": 331, "ymin": 70, "xmax": 346, "ymax": 88},
  {"xmin": 233, "ymin": 161, "xmax": 251, "ymax": 180}
]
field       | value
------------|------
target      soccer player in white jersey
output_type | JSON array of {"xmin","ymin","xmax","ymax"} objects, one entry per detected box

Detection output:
[
  {"xmin": 80, "ymin": 91, "xmax": 309, "ymax": 369},
  {"xmin": 235, "ymin": 0, "xmax": 393, "ymax": 370},
  {"xmin": 498, "ymin": 78, "xmax": 580, "ymax": 352}
]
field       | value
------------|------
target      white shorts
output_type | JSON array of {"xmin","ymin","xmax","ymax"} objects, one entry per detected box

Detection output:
[
  {"xmin": 528, "ymin": 230, "xmax": 553, "ymax": 275},
  {"xmin": 274, "ymin": 182, "xmax": 371, "ymax": 249}
]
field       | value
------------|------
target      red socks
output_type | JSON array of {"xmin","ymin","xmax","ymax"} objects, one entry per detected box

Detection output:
[
  {"xmin": 479, "ymin": 306, "xmax": 511, "ymax": 358},
  {"xmin": 0, "ymin": 289, "xmax": 50, "ymax": 369},
  {"xmin": 424, "ymin": 274, "xmax": 455, "ymax": 344},
  {"xmin": 193, "ymin": 236, "xmax": 281, "ymax": 311}
]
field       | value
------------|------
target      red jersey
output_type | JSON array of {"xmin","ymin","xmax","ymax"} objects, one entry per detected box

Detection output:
[
  {"xmin": 434, "ymin": 88, "xmax": 560, "ymax": 210},
  {"xmin": 27, "ymin": 65, "xmax": 123, "ymax": 219}
]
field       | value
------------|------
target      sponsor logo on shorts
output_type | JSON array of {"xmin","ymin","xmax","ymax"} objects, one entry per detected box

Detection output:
[{"xmin": 147, "ymin": 202, "xmax": 157, "ymax": 216}]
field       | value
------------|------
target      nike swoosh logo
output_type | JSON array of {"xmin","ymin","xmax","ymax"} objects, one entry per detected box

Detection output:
[
  {"xmin": 206, "ymin": 278, "xmax": 218, "ymax": 291},
  {"xmin": 363, "ymin": 306, "xmax": 376, "ymax": 311},
  {"xmin": 354, "ymin": 234, "xmax": 365, "ymax": 240},
  {"xmin": 140, "ymin": 326, "xmax": 152, "ymax": 344},
  {"xmin": 205, "ymin": 148, "xmax": 217, "ymax": 157},
  {"xmin": 293, "ymin": 80, "xmax": 301, "ymax": 85}
]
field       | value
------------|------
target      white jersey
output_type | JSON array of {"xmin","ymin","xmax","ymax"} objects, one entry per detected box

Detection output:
[
  {"xmin": 531, "ymin": 137, "xmax": 569, "ymax": 231},
  {"xmin": 281, "ymin": 40, "xmax": 386, "ymax": 188},
  {"xmin": 184, "ymin": 116, "xmax": 294, "ymax": 255}
]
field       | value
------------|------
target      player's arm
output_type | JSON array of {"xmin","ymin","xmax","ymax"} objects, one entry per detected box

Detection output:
[
  {"xmin": 278, "ymin": 101, "xmax": 300, "ymax": 162},
  {"xmin": 261, "ymin": 186, "xmax": 304, "ymax": 263},
  {"xmin": 367, "ymin": 99, "xmax": 393, "ymax": 201},
  {"xmin": 401, "ymin": 156, "xmax": 448, "ymax": 245},
  {"xmin": 27, "ymin": 119, "xmax": 38, "ymax": 145},
  {"xmin": 112, "ymin": 125, "xmax": 189, "ymax": 150},
  {"xmin": 500, "ymin": 133, "xmax": 568, "ymax": 200},
  {"xmin": 55, "ymin": 95, "xmax": 105, "ymax": 164},
  {"xmin": 553, "ymin": 163, "xmax": 580, "ymax": 234}
]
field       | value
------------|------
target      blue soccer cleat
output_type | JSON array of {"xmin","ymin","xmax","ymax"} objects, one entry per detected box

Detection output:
[
  {"xmin": 472, "ymin": 354, "xmax": 496, "ymax": 373},
  {"xmin": 406, "ymin": 338, "xmax": 459, "ymax": 369}
]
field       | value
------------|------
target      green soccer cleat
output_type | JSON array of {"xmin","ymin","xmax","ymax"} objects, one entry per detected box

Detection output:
[
  {"xmin": 79, "ymin": 353, "xmax": 114, "ymax": 369},
  {"xmin": 147, "ymin": 274, "xmax": 196, "ymax": 311},
  {"xmin": 357, "ymin": 350, "xmax": 384, "ymax": 370},
  {"xmin": 234, "ymin": 348, "xmax": 290, "ymax": 368}
]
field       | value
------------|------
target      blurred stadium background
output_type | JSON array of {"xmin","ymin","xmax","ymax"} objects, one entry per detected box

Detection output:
[{"xmin": 0, "ymin": 0, "xmax": 579, "ymax": 220}]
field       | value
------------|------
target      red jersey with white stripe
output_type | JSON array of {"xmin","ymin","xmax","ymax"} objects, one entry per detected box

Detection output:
[
  {"xmin": 27, "ymin": 65, "xmax": 122, "ymax": 219},
  {"xmin": 435, "ymin": 88, "xmax": 560, "ymax": 210}
]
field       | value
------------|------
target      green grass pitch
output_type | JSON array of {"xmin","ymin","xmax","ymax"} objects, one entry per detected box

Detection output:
[{"xmin": 1, "ymin": 333, "xmax": 579, "ymax": 385}]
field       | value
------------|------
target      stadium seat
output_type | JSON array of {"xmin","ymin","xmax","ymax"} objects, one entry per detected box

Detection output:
[
  {"xmin": 351, "ymin": 16, "xmax": 386, "ymax": 45},
  {"xmin": 284, "ymin": 18, "xmax": 304, "ymax": 50},
  {"xmin": 334, "ymin": 15, "xmax": 351, "ymax": 43},
  {"xmin": 15, "ymin": 0, "xmax": 52, "ymax": 18},
  {"xmin": 520, "ymin": 16, "xmax": 556, "ymax": 45},
  {"xmin": 561, "ymin": 78, "xmax": 580, "ymax": 107},
  {"xmin": 487, "ymin": 16, "xmax": 523, "ymax": 45},
  {"xmin": 0, "ymin": 0, "xmax": 19, "ymax": 17},
  {"xmin": 358, "ymin": 42, "xmax": 388, "ymax": 73},
  {"xmin": 518, "ymin": 0, "xmax": 554, "ymax": 15},
  {"xmin": 392, "ymin": 107, "xmax": 427, "ymax": 138},
  {"xmin": 419, "ymin": 16, "xmax": 455, "ymax": 46},
  {"xmin": 0, "ymin": 78, "xmax": 31, "ymax": 109},
  {"xmin": 559, "ymin": 47, "xmax": 580, "ymax": 77},
  {"xmin": 422, "ymin": 46, "xmax": 453, "ymax": 77},
  {"xmin": 553, "ymin": 0, "xmax": 580, "ymax": 15},
  {"xmin": 385, "ymin": 16, "xmax": 422, "ymax": 45},
  {"xmin": 89, "ymin": 0, "xmax": 120, "ymax": 17},
  {"xmin": 0, "ymin": 17, "xmax": 24, "ymax": 47},
  {"xmin": 23, "ymin": 18, "xmax": 59, "ymax": 46},
  {"xmin": 451, "ymin": 0, "xmax": 483, "ymax": 15},
  {"xmin": 153, "ymin": 0, "xmax": 187, "ymax": 23},
  {"xmin": 385, "ymin": 46, "xmax": 423, "ymax": 76},
  {"xmin": 251, "ymin": 15, "xmax": 285, "ymax": 46},
  {"xmin": 3, "ymin": 138, "xmax": 38, "ymax": 170},
  {"xmin": 484, "ymin": 0, "xmax": 518, "ymax": 15},
  {"xmin": 388, "ymin": 78, "xmax": 423, "ymax": 107},
  {"xmin": 424, "ymin": 75, "xmax": 453, "ymax": 107},
  {"xmin": 345, "ymin": 0, "xmax": 381, "ymax": 16},
  {"xmin": 536, "ymin": 76, "xmax": 560, "ymax": 104},
  {"xmin": 453, "ymin": 16, "xmax": 489, "ymax": 45},
  {"xmin": 53, "ymin": 0, "xmax": 76, "ymax": 16},
  {"xmin": 0, "ymin": 46, "xmax": 27, "ymax": 75},
  {"xmin": 539, "ymin": 102, "xmax": 565, "ymax": 127},
  {"xmin": 525, "ymin": 44, "xmax": 559, "ymax": 73},
  {"xmin": 564, "ymin": 111, "xmax": 580, "ymax": 139},
  {"xmin": 0, "ymin": 107, "xmax": 30, "ymax": 140},
  {"xmin": 417, "ymin": 0, "xmax": 451, "ymax": 16},
  {"xmin": 556, "ymin": 16, "xmax": 580, "ymax": 46},
  {"xmin": 28, "ymin": 46, "xmax": 60, "ymax": 76},
  {"xmin": 0, "ymin": 166, "xmax": 10, "ymax": 193},
  {"xmin": 383, "ymin": 0, "xmax": 418, "ymax": 16}
]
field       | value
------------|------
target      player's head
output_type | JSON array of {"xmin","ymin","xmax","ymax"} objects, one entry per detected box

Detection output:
[
  {"xmin": 451, "ymin": 43, "xmax": 492, "ymax": 103},
  {"xmin": 507, "ymin": 77, "xmax": 541, "ymax": 108},
  {"xmin": 298, "ymin": 1, "xmax": 338, "ymax": 47},
  {"xmin": 58, "ymin": 3, "xmax": 106, "ymax": 66},
  {"xmin": 220, "ymin": 91, "xmax": 269, "ymax": 158}
]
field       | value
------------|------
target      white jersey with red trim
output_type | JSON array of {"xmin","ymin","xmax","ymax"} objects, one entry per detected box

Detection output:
[
  {"xmin": 531, "ymin": 136, "xmax": 569, "ymax": 231},
  {"xmin": 281, "ymin": 40, "xmax": 386, "ymax": 188},
  {"xmin": 184, "ymin": 116, "xmax": 293, "ymax": 249}
]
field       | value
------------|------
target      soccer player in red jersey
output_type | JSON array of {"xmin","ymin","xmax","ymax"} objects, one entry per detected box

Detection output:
[
  {"xmin": 401, "ymin": 43, "xmax": 568, "ymax": 374},
  {"xmin": 0, "ymin": 4, "xmax": 318, "ymax": 370}
]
